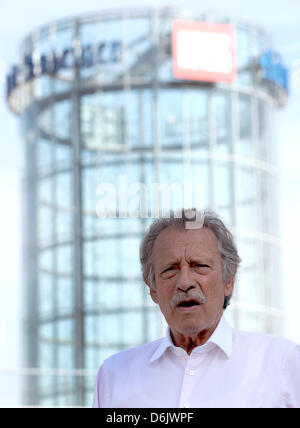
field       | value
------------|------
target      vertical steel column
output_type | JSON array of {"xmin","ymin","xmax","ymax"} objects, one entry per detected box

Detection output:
[
  {"xmin": 48, "ymin": 76, "xmax": 58, "ymax": 402},
  {"xmin": 182, "ymin": 87, "xmax": 192, "ymax": 205},
  {"xmin": 230, "ymin": 88, "xmax": 240, "ymax": 328},
  {"xmin": 151, "ymin": 8, "xmax": 165, "ymax": 336},
  {"xmin": 151, "ymin": 8, "xmax": 161, "ymax": 196},
  {"xmin": 229, "ymin": 88, "xmax": 238, "ymax": 228},
  {"xmin": 229, "ymin": 15, "xmax": 238, "ymax": 232},
  {"xmin": 208, "ymin": 89, "xmax": 216, "ymax": 210},
  {"xmin": 138, "ymin": 88, "xmax": 150, "ymax": 343},
  {"xmin": 252, "ymin": 93, "xmax": 266, "ymax": 332},
  {"xmin": 122, "ymin": 8, "xmax": 131, "ymax": 155},
  {"xmin": 265, "ymin": 100, "xmax": 281, "ymax": 333},
  {"xmin": 21, "ymin": 106, "xmax": 39, "ymax": 406},
  {"xmin": 72, "ymin": 20, "xmax": 85, "ymax": 406}
]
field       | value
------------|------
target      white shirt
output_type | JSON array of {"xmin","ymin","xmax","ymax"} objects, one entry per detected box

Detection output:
[{"xmin": 93, "ymin": 316, "xmax": 300, "ymax": 408}]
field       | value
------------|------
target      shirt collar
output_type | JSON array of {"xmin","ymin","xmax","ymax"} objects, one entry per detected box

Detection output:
[{"xmin": 150, "ymin": 315, "xmax": 232, "ymax": 363}]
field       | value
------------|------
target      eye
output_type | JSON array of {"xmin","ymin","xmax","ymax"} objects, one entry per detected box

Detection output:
[
  {"xmin": 165, "ymin": 266, "xmax": 175, "ymax": 272},
  {"xmin": 161, "ymin": 265, "xmax": 177, "ymax": 278},
  {"xmin": 192, "ymin": 263, "xmax": 210, "ymax": 272}
]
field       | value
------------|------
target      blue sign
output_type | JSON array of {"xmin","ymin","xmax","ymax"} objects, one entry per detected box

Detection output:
[
  {"xmin": 259, "ymin": 49, "xmax": 289, "ymax": 94},
  {"xmin": 6, "ymin": 40, "xmax": 122, "ymax": 97}
]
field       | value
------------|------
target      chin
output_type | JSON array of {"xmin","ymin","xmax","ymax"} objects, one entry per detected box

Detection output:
[{"xmin": 177, "ymin": 320, "xmax": 203, "ymax": 337}]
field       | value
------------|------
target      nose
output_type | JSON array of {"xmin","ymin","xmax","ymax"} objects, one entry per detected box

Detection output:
[
  {"xmin": 178, "ymin": 284, "xmax": 195, "ymax": 294},
  {"xmin": 176, "ymin": 266, "xmax": 196, "ymax": 293}
]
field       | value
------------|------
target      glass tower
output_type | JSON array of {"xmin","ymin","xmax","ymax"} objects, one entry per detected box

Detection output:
[{"xmin": 7, "ymin": 7, "xmax": 285, "ymax": 406}]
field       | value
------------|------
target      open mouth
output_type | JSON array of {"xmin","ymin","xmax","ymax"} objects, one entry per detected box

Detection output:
[{"xmin": 177, "ymin": 300, "xmax": 200, "ymax": 308}]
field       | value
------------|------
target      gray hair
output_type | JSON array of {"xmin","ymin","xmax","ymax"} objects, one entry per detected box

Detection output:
[{"xmin": 139, "ymin": 209, "xmax": 241, "ymax": 309}]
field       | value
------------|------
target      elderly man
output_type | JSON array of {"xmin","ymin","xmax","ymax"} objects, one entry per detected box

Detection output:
[{"xmin": 93, "ymin": 209, "xmax": 300, "ymax": 408}]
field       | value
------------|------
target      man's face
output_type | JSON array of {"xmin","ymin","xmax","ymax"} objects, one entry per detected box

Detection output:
[{"xmin": 150, "ymin": 227, "xmax": 234, "ymax": 342}]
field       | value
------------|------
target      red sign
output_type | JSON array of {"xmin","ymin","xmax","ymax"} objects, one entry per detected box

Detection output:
[{"xmin": 172, "ymin": 20, "xmax": 236, "ymax": 83}]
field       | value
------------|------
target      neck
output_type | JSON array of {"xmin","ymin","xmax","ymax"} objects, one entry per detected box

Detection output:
[
  {"xmin": 170, "ymin": 330, "xmax": 210, "ymax": 354},
  {"xmin": 170, "ymin": 317, "xmax": 222, "ymax": 354}
]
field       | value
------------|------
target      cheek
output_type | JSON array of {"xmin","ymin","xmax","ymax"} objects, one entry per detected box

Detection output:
[
  {"xmin": 154, "ymin": 280, "xmax": 173, "ymax": 305},
  {"xmin": 199, "ymin": 273, "xmax": 224, "ymax": 299}
]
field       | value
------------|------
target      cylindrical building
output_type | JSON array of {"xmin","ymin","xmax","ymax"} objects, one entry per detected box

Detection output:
[{"xmin": 6, "ymin": 7, "xmax": 288, "ymax": 406}]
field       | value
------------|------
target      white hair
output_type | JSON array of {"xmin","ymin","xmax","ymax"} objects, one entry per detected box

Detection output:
[{"xmin": 140, "ymin": 209, "xmax": 241, "ymax": 309}]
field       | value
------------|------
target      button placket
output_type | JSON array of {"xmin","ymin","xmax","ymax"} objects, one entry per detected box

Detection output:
[{"xmin": 178, "ymin": 356, "xmax": 198, "ymax": 408}]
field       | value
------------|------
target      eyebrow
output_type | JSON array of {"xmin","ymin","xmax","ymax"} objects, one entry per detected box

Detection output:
[
  {"xmin": 158, "ymin": 255, "xmax": 215, "ymax": 272},
  {"xmin": 158, "ymin": 260, "xmax": 179, "ymax": 272},
  {"xmin": 188, "ymin": 251, "xmax": 220, "ymax": 264}
]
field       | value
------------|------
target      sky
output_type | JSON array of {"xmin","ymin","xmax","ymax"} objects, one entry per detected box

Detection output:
[{"xmin": 0, "ymin": 0, "xmax": 300, "ymax": 406}]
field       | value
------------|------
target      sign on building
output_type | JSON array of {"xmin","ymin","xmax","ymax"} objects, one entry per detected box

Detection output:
[{"xmin": 172, "ymin": 20, "xmax": 237, "ymax": 83}]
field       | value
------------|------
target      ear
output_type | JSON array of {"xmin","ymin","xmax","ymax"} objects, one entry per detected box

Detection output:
[
  {"xmin": 149, "ymin": 286, "xmax": 159, "ymax": 304},
  {"xmin": 224, "ymin": 275, "xmax": 235, "ymax": 298}
]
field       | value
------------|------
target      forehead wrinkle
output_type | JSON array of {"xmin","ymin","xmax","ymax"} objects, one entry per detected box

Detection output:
[
  {"xmin": 186, "ymin": 247, "xmax": 221, "ymax": 264},
  {"xmin": 154, "ymin": 246, "xmax": 182, "ymax": 272},
  {"xmin": 153, "ymin": 227, "xmax": 222, "ymax": 269}
]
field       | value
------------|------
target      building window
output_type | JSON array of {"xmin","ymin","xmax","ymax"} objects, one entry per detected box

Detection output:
[{"xmin": 81, "ymin": 93, "xmax": 125, "ymax": 149}]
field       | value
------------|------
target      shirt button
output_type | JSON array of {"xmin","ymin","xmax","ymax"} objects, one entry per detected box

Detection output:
[
  {"xmin": 184, "ymin": 402, "xmax": 190, "ymax": 408},
  {"xmin": 189, "ymin": 370, "xmax": 195, "ymax": 376}
]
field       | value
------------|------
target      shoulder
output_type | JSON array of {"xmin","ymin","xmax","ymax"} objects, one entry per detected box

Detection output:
[{"xmin": 232, "ymin": 328, "xmax": 297, "ymax": 360}]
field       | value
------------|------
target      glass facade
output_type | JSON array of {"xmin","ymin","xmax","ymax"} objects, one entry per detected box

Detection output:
[{"xmin": 7, "ymin": 8, "xmax": 284, "ymax": 406}]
